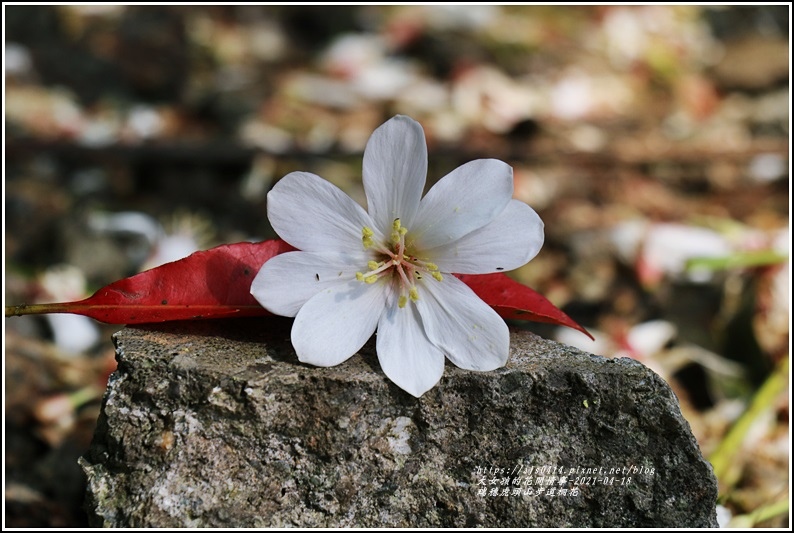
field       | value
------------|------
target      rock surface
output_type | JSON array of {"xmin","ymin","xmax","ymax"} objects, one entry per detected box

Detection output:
[{"xmin": 81, "ymin": 318, "xmax": 718, "ymax": 527}]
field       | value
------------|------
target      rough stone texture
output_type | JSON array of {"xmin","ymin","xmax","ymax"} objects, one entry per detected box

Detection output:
[{"xmin": 81, "ymin": 318, "xmax": 718, "ymax": 528}]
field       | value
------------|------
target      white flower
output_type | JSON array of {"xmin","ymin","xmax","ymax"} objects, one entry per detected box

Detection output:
[{"xmin": 251, "ymin": 115, "xmax": 544, "ymax": 397}]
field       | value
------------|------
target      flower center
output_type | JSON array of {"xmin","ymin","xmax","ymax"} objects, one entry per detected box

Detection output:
[{"xmin": 356, "ymin": 218, "xmax": 443, "ymax": 308}]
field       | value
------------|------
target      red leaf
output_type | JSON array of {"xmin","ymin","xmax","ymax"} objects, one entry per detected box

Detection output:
[
  {"xmin": 8, "ymin": 239, "xmax": 590, "ymax": 340},
  {"xmin": 8, "ymin": 240, "xmax": 294, "ymax": 324},
  {"xmin": 456, "ymin": 273, "xmax": 593, "ymax": 339}
]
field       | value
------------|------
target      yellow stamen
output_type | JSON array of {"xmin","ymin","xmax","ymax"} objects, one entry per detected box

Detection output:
[
  {"xmin": 390, "ymin": 219, "xmax": 405, "ymax": 244},
  {"xmin": 356, "ymin": 222, "xmax": 445, "ymax": 309},
  {"xmin": 362, "ymin": 227, "xmax": 375, "ymax": 249}
]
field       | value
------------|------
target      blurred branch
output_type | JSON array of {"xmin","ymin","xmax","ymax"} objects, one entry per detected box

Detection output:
[{"xmin": 5, "ymin": 137, "xmax": 789, "ymax": 167}]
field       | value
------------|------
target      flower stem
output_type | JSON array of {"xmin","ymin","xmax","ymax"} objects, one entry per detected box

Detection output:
[
  {"xmin": 728, "ymin": 499, "xmax": 789, "ymax": 528},
  {"xmin": 708, "ymin": 356, "xmax": 789, "ymax": 489}
]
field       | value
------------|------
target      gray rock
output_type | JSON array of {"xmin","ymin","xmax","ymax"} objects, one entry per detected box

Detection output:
[{"xmin": 81, "ymin": 318, "xmax": 718, "ymax": 527}]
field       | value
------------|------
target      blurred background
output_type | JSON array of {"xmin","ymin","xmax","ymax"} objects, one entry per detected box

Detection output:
[{"xmin": 3, "ymin": 5, "xmax": 789, "ymax": 527}]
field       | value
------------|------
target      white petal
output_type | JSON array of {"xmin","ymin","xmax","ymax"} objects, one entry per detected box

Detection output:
[
  {"xmin": 363, "ymin": 115, "xmax": 427, "ymax": 232},
  {"xmin": 427, "ymin": 200, "xmax": 544, "ymax": 274},
  {"xmin": 250, "ymin": 251, "xmax": 367, "ymax": 317},
  {"xmin": 267, "ymin": 171, "xmax": 382, "ymax": 253},
  {"xmin": 377, "ymin": 300, "xmax": 445, "ymax": 397},
  {"xmin": 291, "ymin": 279, "xmax": 388, "ymax": 367},
  {"xmin": 416, "ymin": 275, "xmax": 509, "ymax": 371},
  {"xmin": 410, "ymin": 159, "xmax": 513, "ymax": 250}
]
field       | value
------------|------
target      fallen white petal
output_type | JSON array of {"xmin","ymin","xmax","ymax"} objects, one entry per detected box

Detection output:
[
  {"xmin": 250, "ymin": 251, "xmax": 366, "ymax": 317},
  {"xmin": 626, "ymin": 320, "xmax": 677, "ymax": 358},
  {"xmin": 292, "ymin": 279, "xmax": 388, "ymax": 367},
  {"xmin": 267, "ymin": 171, "xmax": 382, "ymax": 253},
  {"xmin": 416, "ymin": 275, "xmax": 509, "ymax": 371},
  {"xmin": 643, "ymin": 223, "xmax": 731, "ymax": 280},
  {"xmin": 363, "ymin": 115, "xmax": 427, "ymax": 232},
  {"xmin": 377, "ymin": 297, "xmax": 446, "ymax": 397},
  {"xmin": 46, "ymin": 314, "xmax": 100, "ymax": 355},
  {"xmin": 428, "ymin": 200, "xmax": 544, "ymax": 274},
  {"xmin": 411, "ymin": 159, "xmax": 513, "ymax": 249}
]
